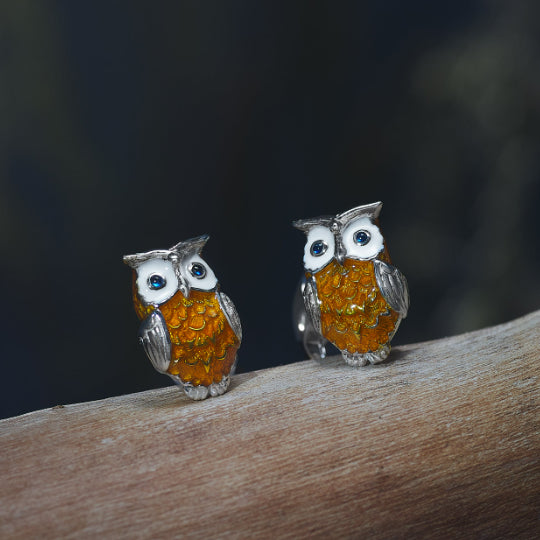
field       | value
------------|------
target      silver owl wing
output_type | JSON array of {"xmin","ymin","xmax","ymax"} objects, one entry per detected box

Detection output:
[
  {"xmin": 374, "ymin": 260, "xmax": 410, "ymax": 318},
  {"xmin": 138, "ymin": 309, "xmax": 171, "ymax": 373},
  {"xmin": 303, "ymin": 277, "xmax": 322, "ymax": 334},
  {"xmin": 217, "ymin": 291, "xmax": 242, "ymax": 342}
]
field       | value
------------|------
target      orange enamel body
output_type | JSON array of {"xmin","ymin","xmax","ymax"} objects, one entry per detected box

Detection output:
[
  {"xmin": 311, "ymin": 258, "xmax": 399, "ymax": 355},
  {"xmin": 133, "ymin": 277, "xmax": 239, "ymax": 387}
]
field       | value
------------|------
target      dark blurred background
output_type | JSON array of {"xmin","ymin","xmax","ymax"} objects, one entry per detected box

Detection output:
[{"xmin": 1, "ymin": 1, "xmax": 539, "ymax": 419}]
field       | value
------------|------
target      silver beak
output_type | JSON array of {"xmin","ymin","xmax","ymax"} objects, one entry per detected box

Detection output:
[
  {"xmin": 177, "ymin": 273, "xmax": 190, "ymax": 298},
  {"xmin": 335, "ymin": 238, "xmax": 346, "ymax": 265}
]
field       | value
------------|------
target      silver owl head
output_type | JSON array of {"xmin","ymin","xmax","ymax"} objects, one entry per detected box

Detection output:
[
  {"xmin": 293, "ymin": 202, "xmax": 385, "ymax": 272},
  {"xmin": 123, "ymin": 235, "xmax": 218, "ymax": 305}
]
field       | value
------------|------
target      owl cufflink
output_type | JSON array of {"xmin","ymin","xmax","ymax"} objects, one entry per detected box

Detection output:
[
  {"xmin": 293, "ymin": 201, "xmax": 409, "ymax": 367},
  {"xmin": 123, "ymin": 235, "xmax": 241, "ymax": 400}
]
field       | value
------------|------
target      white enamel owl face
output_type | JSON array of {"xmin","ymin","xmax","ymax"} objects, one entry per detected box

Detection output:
[
  {"xmin": 134, "ymin": 257, "xmax": 179, "ymax": 305},
  {"xmin": 303, "ymin": 225, "xmax": 335, "ymax": 272},
  {"xmin": 295, "ymin": 202, "xmax": 385, "ymax": 273},
  {"xmin": 123, "ymin": 235, "xmax": 218, "ymax": 305}
]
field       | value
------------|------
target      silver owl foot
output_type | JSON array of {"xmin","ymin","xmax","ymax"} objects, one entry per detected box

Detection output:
[
  {"xmin": 172, "ymin": 375, "xmax": 232, "ymax": 401},
  {"xmin": 209, "ymin": 375, "xmax": 231, "ymax": 397},
  {"xmin": 182, "ymin": 383, "xmax": 209, "ymax": 400},
  {"xmin": 342, "ymin": 344, "xmax": 391, "ymax": 367}
]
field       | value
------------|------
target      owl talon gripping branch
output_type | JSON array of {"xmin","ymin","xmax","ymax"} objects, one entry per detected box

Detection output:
[
  {"xmin": 124, "ymin": 235, "xmax": 241, "ymax": 400},
  {"xmin": 293, "ymin": 202, "xmax": 409, "ymax": 366}
]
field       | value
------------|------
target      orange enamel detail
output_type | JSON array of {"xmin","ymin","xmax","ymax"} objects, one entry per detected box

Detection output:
[
  {"xmin": 132, "ymin": 275, "xmax": 239, "ymax": 386},
  {"xmin": 312, "ymin": 258, "xmax": 399, "ymax": 355}
]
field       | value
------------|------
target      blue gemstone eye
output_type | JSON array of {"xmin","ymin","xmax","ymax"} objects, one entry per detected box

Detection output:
[
  {"xmin": 310, "ymin": 240, "xmax": 328, "ymax": 257},
  {"xmin": 148, "ymin": 274, "xmax": 166, "ymax": 290},
  {"xmin": 354, "ymin": 230, "xmax": 371, "ymax": 246},
  {"xmin": 190, "ymin": 263, "xmax": 206, "ymax": 279}
]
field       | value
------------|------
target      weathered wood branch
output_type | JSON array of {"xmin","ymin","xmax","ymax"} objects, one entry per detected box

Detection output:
[{"xmin": 1, "ymin": 311, "xmax": 539, "ymax": 539}]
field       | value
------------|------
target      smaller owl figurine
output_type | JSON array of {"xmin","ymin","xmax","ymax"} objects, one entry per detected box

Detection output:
[
  {"xmin": 293, "ymin": 202, "xmax": 409, "ymax": 366},
  {"xmin": 123, "ymin": 235, "xmax": 241, "ymax": 400}
]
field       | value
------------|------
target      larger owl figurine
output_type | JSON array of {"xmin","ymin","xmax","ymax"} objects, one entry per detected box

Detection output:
[
  {"xmin": 293, "ymin": 202, "xmax": 409, "ymax": 366},
  {"xmin": 123, "ymin": 235, "xmax": 241, "ymax": 400}
]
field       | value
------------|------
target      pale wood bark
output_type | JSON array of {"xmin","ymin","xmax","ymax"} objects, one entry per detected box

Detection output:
[{"xmin": 1, "ymin": 310, "xmax": 539, "ymax": 539}]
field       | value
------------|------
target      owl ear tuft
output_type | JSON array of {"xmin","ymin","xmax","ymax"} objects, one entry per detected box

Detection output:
[
  {"xmin": 123, "ymin": 250, "xmax": 172, "ymax": 268},
  {"xmin": 123, "ymin": 254, "xmax": 138, "ymax": 268},
  {"xmin": 336, "ymin": 201, "xmax": 383, "ymax": 224},
  {"xmin": 169, "ymin": 234, "xmax": 210, "ymax": 257},
  {"xmin": 292, "ymin": 216, "xmax": 333, "ymax": 234}
]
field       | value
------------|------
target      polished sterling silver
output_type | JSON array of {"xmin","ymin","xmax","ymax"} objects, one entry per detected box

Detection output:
[{"xmin": 293, "ymin": 276, "xmax": 327, "ymax": 362}]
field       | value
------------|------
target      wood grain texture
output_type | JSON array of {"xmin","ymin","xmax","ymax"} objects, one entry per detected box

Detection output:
[{"xmin": 1, "ymin": 310, "xmax": 539, "ymax": 539}]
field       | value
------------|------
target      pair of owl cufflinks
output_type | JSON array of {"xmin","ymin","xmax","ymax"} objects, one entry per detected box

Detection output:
[{"xmin": 123, "ymin": 201, "xmax": 409, "ymax": 401}]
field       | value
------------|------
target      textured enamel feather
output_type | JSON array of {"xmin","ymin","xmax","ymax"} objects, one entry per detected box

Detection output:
[
  {"xmin": 133, "ymin": 276, "xmax": 239, "ymax": 387},
  {"xmin": 310, "ymin": 259, "xmax": 400, "ymax": 355}
]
